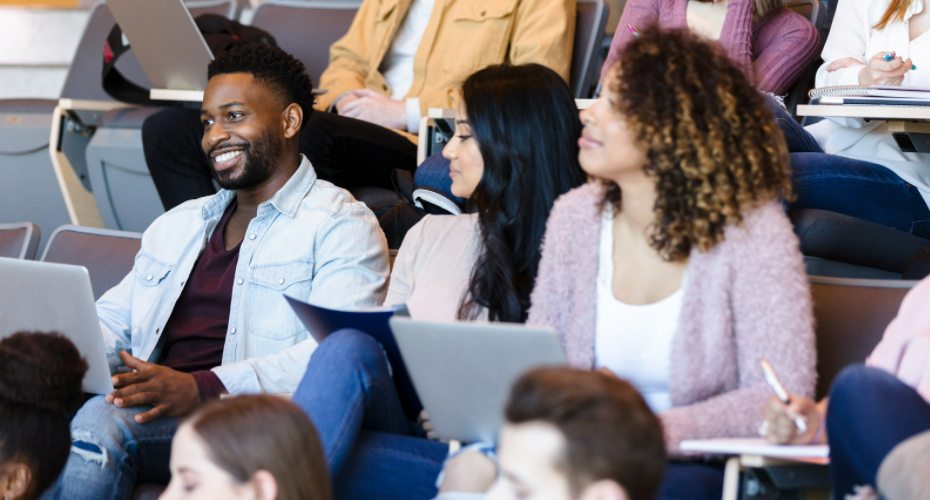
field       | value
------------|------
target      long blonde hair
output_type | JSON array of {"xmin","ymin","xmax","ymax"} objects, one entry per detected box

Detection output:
[{"xmin": 874, "ymin": 0, "xmax": 916, "ymax": 30}]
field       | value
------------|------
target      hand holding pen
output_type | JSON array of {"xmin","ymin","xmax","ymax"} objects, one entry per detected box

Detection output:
[
  {"xmin": 758, "ymin": 359, "xmax": 824, "ymax": 445},
  {"xmin": 858, "ymin": 51, "xmax": 915, "ymax": 86}
]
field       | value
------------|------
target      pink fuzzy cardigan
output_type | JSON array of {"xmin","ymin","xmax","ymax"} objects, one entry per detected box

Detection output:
[{"xmin": 527, "ymin": 183, "xmax": 817, "ymax": 452}]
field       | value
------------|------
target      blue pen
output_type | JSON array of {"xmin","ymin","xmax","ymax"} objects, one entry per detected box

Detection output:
[{"xmin": 884, "ymin": 53, "xmax": 917, "ymax": 70}]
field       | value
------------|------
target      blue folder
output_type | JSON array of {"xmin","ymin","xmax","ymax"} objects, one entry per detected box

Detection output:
[{"xmin": 284, "ymin": 296, "xmax": 423, "ymax": 419}]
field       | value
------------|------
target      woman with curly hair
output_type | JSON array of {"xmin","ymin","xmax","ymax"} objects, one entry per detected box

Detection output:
[
  {"xmin": 0, "ymin": 332, "xmax": 87, "ymax": 500},
  {"xmin": 524, "ymin": 27, "xmax": 817, "ymax": 499}
]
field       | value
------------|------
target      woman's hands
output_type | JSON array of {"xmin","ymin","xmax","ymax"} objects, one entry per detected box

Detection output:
[
  {"xmin": 761, "ymin": 395, "xmax": 824, "ymax": 445},
  {"xmin": 857, "ymin": 52, "xmax": 914, "ymax": 86}
]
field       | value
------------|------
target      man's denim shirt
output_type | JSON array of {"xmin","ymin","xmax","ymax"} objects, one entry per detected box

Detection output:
[{"xmin": 96, "ymin": 156, "xmax": 389, "ymax": 394}]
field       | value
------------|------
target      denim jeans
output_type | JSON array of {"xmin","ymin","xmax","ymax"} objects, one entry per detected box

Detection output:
[
  {"xmin": 827, "ymin": 365, "xmax": 930, "ymax": 497},
  {"xmin": 763, "ymin": 94, "xmax": 930, "ymax": 238},
  {"xmin": 43, "ymin": 396, "xmax": 177, "ymax": 500},
  {"xmin": 414, "ymin": 152, "xmax": 465, "ymax": 205},
  {"xmin": 292, "ymin": 329, "xmax": 448, "ymax": 500},
  {"xmin": 789, "ymin": 153, "xmax": 930, "ymax": 238}
]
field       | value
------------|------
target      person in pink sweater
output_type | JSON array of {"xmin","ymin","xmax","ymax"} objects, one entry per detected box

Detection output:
[
  {"xmin": 527, "ymin": 28, "xmax": 817, "ymax": 499},
  {"xmin": 763, "ymin": 273, "xmax": 930, "ymax": 499},
  {"xmin": 604, "ymin": 0, "xmax": 820, "ymax": 95}
]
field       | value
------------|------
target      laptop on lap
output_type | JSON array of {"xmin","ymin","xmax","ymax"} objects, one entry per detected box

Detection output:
[
  {"xmin": 390, "ymin": 318, "xmax": 566, "ymax": 444},
  {"xmin": 0, "ymin": 259, "xmax": 115, "ymax": 395}
]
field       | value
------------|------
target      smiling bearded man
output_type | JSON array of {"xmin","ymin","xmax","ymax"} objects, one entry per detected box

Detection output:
[{"xmin": 45, "ymin": 43, "xmax": 390, "ymax": 500}]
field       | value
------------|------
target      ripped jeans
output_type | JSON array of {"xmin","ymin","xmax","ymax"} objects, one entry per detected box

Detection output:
[{"xmin": 41, "ymin": 395, "xmax": 176, "ymax": 500}]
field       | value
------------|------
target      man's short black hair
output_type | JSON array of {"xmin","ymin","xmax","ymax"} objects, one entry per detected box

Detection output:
[{"xmin": 208, "ymin": 43, "xmax": 315, "ymax": 125}]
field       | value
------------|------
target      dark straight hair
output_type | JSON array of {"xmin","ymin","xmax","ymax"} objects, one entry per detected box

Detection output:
[{"xmin": 458, "ymin": 63, "xmax": 587, "ymax": 323}]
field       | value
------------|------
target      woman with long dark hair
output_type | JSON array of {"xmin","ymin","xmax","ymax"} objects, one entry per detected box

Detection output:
[
  {"xmin": 289, "ymin": 63, "xmax": 586, "ymax": 500},
  {"xmin": 0, "ymin": 332, "xmax": 87, "ymax": 500}
]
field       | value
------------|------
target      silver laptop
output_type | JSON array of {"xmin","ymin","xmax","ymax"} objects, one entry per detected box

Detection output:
[
  {"xmin": 0, "ymin": 259, "xmax": 115, "ymax": 395},
  {"xmin": 106, "ymin": 0, "xmax": 214, "ymax": 90},
  {"xmin": 390, "ymin": 318, "xmax": 566, "ymax": 444}
]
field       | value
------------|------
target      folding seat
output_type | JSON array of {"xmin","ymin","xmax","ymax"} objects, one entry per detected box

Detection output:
[
  {"xmin": 83, "ymin": 0, "xmax": 239, "ymax": 232},
  {"xmin": 791, "ymin": 209, "xmax": 930, "ymax": 280},
  {"xmin": 41, "ymin": 224, "xmax": 142, "ymax": 300},
  {"xmin": 0, "ymin": 222, "xmax": 40, "ymax": 260}
]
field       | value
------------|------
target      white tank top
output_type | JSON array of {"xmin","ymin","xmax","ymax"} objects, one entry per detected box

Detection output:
[{"xmin": 594, "ymin": 210, "xmax": 682, "ymax": 414}]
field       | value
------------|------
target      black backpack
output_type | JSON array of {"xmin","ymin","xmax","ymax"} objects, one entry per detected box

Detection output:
[{"xmin": 102, "ymin": 14, "xmax": 277, "ymax": 106}]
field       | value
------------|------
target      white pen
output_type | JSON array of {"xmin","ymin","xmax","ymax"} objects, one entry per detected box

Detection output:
[{"xmin": 759, "ymin": 359, "xmax": 808, "ymax": 433}]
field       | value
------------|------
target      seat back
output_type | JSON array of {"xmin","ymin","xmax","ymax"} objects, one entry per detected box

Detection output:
[
  {"xmin": 786, "ymin": 0, "xmax": 824, "ymax": 31},
  {"xmin": 250, "ymin": 1, "xmax": 361, "ymax": 85},
  {"xmin": 571, "ymin": 0, "xmax": 610, "ymax": 99},
  {"xmin": 791, "ymin": 209, "xmax": 930, "ymax": 275},
  {"xmin": 0, "ymin": 223, "xmax": 41, "ymax": 260},
  {"xmin": 810, "ymin": 276, "xmax": 916, "ymax": 398},
  {"xmin": 41, "ymin": 225, "xmax": 142, "ymax": 300},
  {"xmin": 61, "ymin": 0, "xmax": 240, "ymax": 101}
]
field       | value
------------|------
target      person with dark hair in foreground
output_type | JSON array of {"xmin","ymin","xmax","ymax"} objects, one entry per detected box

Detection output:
[
  {"xmin": 161, "ymin": 396, "xmax": 331, "ymax": 500},
  {"xmin": 290, "ymin": 63, "xmax": 587, "ymax": 500},
  {"xmin": 45, "ymin": 43, "xmax": 388, "ymax": 500},
  {"xmin": 0, "ymin": 332, "xmax": 87, "ymax": 500},
  {"xmin": 488, "ymin": 368, "xmax": 666, "ymax": 500},
  {"xmin": 142, "ymin": 0, "xmax": 575, "ymax": 211}
]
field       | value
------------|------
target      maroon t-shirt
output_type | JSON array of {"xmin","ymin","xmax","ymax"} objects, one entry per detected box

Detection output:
[{"xmin": 161, "ymin": 200, "xmax": 240, "ymax": 400}]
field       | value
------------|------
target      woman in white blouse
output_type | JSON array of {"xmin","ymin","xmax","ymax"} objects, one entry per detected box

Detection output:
[{"xmin": 790, "ymin": 0, "xmax": 930, "ymax": 239}]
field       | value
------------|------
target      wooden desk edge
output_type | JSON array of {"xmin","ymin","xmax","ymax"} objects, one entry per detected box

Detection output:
[
  {"xmin": 150, "ymin": 89, "xmax": 204, "ymax": 102},
  {"xmin": 57, "ymin": 99, "xmax": 135, "ymax": 112}
]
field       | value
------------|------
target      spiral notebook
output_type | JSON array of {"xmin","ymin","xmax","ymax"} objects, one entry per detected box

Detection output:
[{"xmin": 810, "ymin": 85, "xmax": 930, "ymax": 101}]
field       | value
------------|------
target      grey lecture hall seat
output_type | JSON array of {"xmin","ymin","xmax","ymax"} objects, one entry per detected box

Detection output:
[
  {"xmin": 809, "ymin": 276, "xmax": 917, "ymax": 399},
  {"xmin": 792, "ymin": 209, "xmax": 930, "ymax": 280},
  {"xmin": 0, "ymin": 222, "xmax": 41, "ymax": 260},
  {"xmin": 87, "ymin": 0, "xmax": 361, "ymax": 233},
  {"xmin": 40, "ymin": 225, "xmax": 142, "ymax": 301},
  {"xmin": 84, "ymin": 0, "xmax": 239, "ymax": 233},
  {"xmin": 0, "ymin": 98, "xmax": 68, "ymax": 252},
  {"xmin": 572, "ymin": 0, "xmax": 609, "ymax": 99}
]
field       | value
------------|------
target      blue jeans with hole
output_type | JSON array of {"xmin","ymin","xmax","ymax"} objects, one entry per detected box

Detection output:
[
  {"xmin": 292, "ymin": 328, "xmax": 448, "ymax": 500},
  {"xmin": 827, "ymin": 365, "xmax": 930, "ymax": 497},
  {"xmin": 43, "ymin": 396, "xmax": 177, "ymax": 500}
]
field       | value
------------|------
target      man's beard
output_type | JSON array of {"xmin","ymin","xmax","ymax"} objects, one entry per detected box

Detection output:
[{"xmin": 209, "ymin": 131, "xmax": 282, "ymax": 191}]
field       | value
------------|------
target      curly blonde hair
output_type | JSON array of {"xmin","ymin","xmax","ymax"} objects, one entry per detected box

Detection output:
[{"xmin": 604, "ymin": 27, "xmax": 791, "ymax": 261}]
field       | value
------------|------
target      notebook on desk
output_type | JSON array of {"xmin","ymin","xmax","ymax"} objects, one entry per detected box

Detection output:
[
  {"xmin": 680, "ymin": 438, "xmax": 830, "ymax": 464},
  {"xmin": 820, "ymin": 96, "xmax": 930, "ymax": 107},
  {"xmin": 810, "ymin": 85, "xmax": 930, "ymax": 102}
]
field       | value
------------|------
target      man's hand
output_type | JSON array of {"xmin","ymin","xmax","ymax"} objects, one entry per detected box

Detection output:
[
  {"xmin": 859, "ymin": 51, "xmax": 913, "ymax": 86},
  {"xmin": 337, "ymin": 89, "xmax": 407, "ymax": 130},
  {"xmin": 334, "ymin": 92, "xmax": 360, "ymax": 114},
  {"xmin": 105, "ymin": 351, "xmax": 201, "ymax": 424}
]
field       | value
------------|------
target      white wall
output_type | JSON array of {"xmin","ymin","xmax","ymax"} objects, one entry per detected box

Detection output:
[{"xmin": 0, "ymin": 8, "xmax": 89, "ymax": 99}]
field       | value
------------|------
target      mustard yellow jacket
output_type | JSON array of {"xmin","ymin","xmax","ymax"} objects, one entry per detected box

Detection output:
[{"xmin": 315, "ymin": 0, "xmax": 576, "ymax": 114}]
